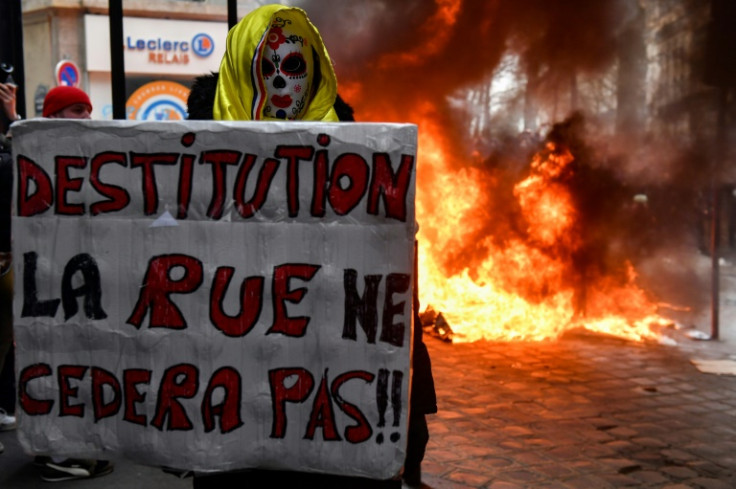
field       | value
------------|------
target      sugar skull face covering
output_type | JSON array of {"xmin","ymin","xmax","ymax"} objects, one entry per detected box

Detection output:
[
  {"xmin": 255, "ymin": 17, "xmax": 314, "ymax": 119},
  {"xmin": 254, "ymin": 15, "xmax": 315, "ymax": 120},
  {"xmin": 213, "ymin": 5, "xmax": 339, "ymax": 122}
]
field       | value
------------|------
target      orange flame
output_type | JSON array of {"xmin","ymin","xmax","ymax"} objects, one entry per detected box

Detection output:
[
  {"xmin": 343, "ymin": 35, "xmax": 670, "ymax": 344},
  {"xmin": 410, "ymin": 112, "xmax": 670, "ymax": 343},
  {"xmin": 515, "ymin": 143, "xmax": 579, "ymax": 250}
]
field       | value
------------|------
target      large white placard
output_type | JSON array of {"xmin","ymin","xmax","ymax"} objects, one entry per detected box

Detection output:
[{"xmin": 11, "ymin": 119, "xmax": 417, "ymax": 479}]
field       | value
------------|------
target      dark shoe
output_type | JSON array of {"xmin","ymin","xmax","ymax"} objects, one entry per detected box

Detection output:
[
  {"xmin": 38, "ymin": 458, "xmax": 114, "ymax": 482},
  {"xmin": 402, "ymin": 483, "xmax": 433, "ymax": 489},
  {"xmin": 162, "ymin": 466, "xmax": 194, "ymax": 478}
]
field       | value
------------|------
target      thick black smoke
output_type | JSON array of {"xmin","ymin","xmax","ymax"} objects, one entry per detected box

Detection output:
[
  {"xmin": 296, "ymin": 0, "xmax": 717, "ymax": 325},
  {"xmin": 298, "ymin": 0, "xmax": 635, "ymax": 126}
]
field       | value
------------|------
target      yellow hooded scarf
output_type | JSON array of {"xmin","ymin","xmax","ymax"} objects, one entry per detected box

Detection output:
[{"xmin": 214, "ymin": 4, "xmax": 338, "ymax": 122}]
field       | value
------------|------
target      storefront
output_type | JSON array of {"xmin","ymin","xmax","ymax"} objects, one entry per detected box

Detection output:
[{"xmin": 84, "ymin": 15, "xmax": 227, "ymax": 120}]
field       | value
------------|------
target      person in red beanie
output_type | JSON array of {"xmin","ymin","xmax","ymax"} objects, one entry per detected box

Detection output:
[{"xmin": 42, "ymin": 86, "xmax": 92, "ymax": 119}]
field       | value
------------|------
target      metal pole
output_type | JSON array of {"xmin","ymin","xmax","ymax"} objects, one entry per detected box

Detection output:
[
  {"xmin": 11, "ymin": 0, "xmax": 25, "ymax": 119},
  {"xmin": 711, "ymin": 86, "xmax": 728, "ymax": 340},
  {"xmin": 109, "ymin": 0, "xmax": 126, "ymax": 120},
  {"xmin": 711, "ymin": 183, "xmax": 720, "ymax": 340},
  {"xmin": 228, "ymin": 0, "xmax": 237, "ymax": 29}
]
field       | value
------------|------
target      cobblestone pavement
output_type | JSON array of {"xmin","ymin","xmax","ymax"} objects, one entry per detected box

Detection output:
[
  {"xmin": 420, "ymin": 331, "xmax": 736, "ymax": 489},
  {"xmin": 2, "ymin": 330, "xmax": 736, "ymax": 488}
]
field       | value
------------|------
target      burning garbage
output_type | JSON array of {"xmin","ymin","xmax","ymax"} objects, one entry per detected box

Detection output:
[
  {"xmin": 406, "ymin": 114, "xmax": 674, "ymax": 343},
  {"xmin": 419, "ymin": 306, "xmax": 454, "ymax": 343}
]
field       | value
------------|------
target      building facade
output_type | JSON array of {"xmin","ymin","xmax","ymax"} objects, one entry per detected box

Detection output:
[{"xmin": 20, "ymin": 0, "xmax": 265, "ymax": 119}]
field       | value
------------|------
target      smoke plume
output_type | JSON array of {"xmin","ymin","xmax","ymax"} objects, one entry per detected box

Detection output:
[{"xmin": 295, "ymin": 0, "xmax": 718, "ymax": 331}]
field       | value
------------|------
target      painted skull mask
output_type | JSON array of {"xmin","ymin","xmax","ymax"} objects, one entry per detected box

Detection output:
[{"xmin": 255, "ymin": 17, "xmax": 315, "ymax": 120}]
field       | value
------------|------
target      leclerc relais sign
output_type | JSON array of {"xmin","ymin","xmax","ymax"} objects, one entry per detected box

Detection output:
[
  {"xmin": 85, "ymin": 15, "xmax": 227, "ymax": 76},
  {"xmin": 125, "ymin": 32, "xmax": 215, "ymax": 64}
]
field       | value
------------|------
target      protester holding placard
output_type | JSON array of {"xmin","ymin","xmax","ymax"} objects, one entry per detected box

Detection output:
[
  {"xmin": 9, "ymin": 4, "xmax": 431, "ymax": 486},
  {"xmin": 15, "ymin": 109, "xmax": 419, "ymax": 487},
  {"xmin": 187, "ymin": 4, "xmax": 436, "ymax": 488}
]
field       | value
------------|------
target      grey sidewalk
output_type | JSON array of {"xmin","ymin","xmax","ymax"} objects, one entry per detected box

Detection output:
[
  {"xmin": 2, "ymin": 329, "xmax": 736, "ymax": 488},
  {"xmin": 420, "ymin": 331, "xmax": 736, "ymax": 489}
]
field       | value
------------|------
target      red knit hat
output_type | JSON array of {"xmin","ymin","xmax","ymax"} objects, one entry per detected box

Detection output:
[{"xmin": 42, "ymin": 86, "xmax": 93, "ymax": 117}]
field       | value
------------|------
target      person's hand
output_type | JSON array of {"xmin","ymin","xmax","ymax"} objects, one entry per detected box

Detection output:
[{"xmin": 0, "ymin": 83, "xmax": 18, "ymax": 121}]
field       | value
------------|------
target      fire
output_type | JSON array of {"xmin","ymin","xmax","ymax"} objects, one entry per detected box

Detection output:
[
  {"xmin": 409, "ymin": 112, "xmax": 670, "ymax": 343},
  {"xmin": 325, "ymin": 0, "xmax": 676, "ymax": 344},
  {"xmin": 515, "ymin": 143, "xmax": 579, "ymax": 250}
]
